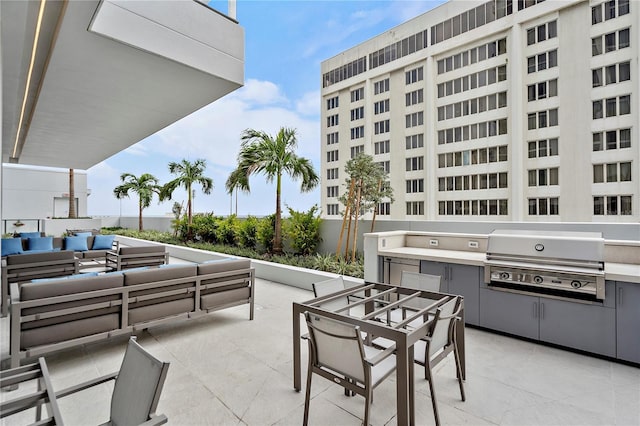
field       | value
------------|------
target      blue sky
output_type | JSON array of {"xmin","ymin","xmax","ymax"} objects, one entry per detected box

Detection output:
[{"xmin": 87, "ymin": 0, "xmax": 444, "ymax": 217}]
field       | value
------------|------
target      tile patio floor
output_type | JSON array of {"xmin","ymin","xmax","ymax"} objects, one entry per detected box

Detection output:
[{"xmin": 1, "ymin": 275, "xmax": 639, "ymax": 425}]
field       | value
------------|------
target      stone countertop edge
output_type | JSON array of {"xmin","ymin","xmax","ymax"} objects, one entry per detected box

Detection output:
[{"xmin": 378, "ymin": 248, "xmax": 640, "ymax": 284}]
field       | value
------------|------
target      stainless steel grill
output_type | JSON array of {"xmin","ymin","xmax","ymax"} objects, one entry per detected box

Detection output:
[{"xmin": 484, "ymin": 230, "xmax": 605, "ymax": 301}]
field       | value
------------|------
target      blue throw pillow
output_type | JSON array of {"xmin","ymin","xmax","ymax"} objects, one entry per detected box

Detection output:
[
  {"xmin": 65, "ymin": 236, "xmax": 88, "ymax": 252},
  {"xmin": 74, "ymin": 232, "xmax": 93, "ymax": 237},
  {"xmin": 19, "ymin": 232, "xmax": 42, "ymax": 239},
  {"xmin": 92, "ymin": 234, "xmax": 115, "ymax": 250},
  {"xmin": 2, "ymin": 238, "xmax": 24, "ymax": 256},
  {"xmin": 28, "ymin": 237, "xmax": 53, "ymax": 251}
]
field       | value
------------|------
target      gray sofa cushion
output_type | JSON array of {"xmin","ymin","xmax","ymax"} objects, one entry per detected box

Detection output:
[
  {"xmin": 124, "ymin": 264, "xmax": 197, "ymax": 286},
  {"xmin": 201, "ymin": 288, "xmax": 250, "ymax": 310},
  {"xmin": 21, "ymin": 313, "xmax": 119, "ymax": 350},
  {"xmin": 21, "ymin": 274, "xmax": 124, "ymax": 301},
  {"xmin": 197, "ymin": 258, "xmax": 250, "ymax": 275},
  {"xmin": 119, "ymin": 246, "xmax": 166, "ymax": 255},
  {"xmin": 7, "ymin": 250, "xmax": 75, "ymax": 265},
  {"xmin": 128, "ymin": 298, "xmax": 194, "ymax": 324}
]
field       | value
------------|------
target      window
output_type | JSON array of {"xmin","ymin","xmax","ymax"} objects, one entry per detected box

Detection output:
[
  {"xmin": 326, "ymin": 186, "xmax": 339, "ymax": 198},
  {"xmin": 406, "ymin": 179, "xmax": 424, "ymax": 193},
  {"xmin": 607, "ymin": 163, "xmax": 617, "ymax": 182},
  {"xmin": 619, "ymin": 62, "xmax": 631, "ymax": 81},
  {"xmin": 326, "ymin": 204, "xmax": 340, "ymax": 216},
  {"xmin": 527, "ymin": 28, "xmax": 535, "ymax": 45},
  {"xmin": 406, "ymin": 201, "xmax": 424, "ymax": 216},
  {"xmin": 350, "ymin": 145, "xmax": 364, "ymax": 158},
  {"xmin": 527, "ymin": 50, "xmax": 557, "ymax": 73},
  {"xmin": 326, "ymin": 168, "xmax": 338, "ymax": 180},
  {"xmin": 592, "ymin": 4, "xmax": 602, "ymax": 24},
  {"xmin": 326, "ymin": 96, "xmax": 339, "ymax": 110},
  {"xmin": 377, "ymin": 160, "xmax": 390, "ymax": 173},
  {"xmin": 593, "ymin": 133, "xmax": 603, "ymax": 151},
  {"xmin": 406, "ymin": 89, "xmax": 423, "ymax": 106},
  {"xmin": 350, "ymin": 88, "xmax": 364, "ymax": 102},
  {"xmin": 326, "ymin": 132, "xmax": 339, "ymax": 145},
  {"xmin": 619, "ymin": 95, "xmax": 631, "ymax": 115},
  {"xmin": 607, "ymin": 0, "xmax": 616, "ymax": 19},
  {"xmin": 620, "ymin": 162, "xmax": 631, "ymax": 181},
  {"xmin": 374, "ymin": 78, "xmax": 390, "ymax": 95},
  {"xmin": 326, "ymin": 150, "xmax": 339, "ymax": 162},
  {"xmin": 374, "ymin": 119, "xmax": 390, "ymax": 134},
  {"xmin": 619, "ymin": 0, "xmax": 630, "ymax": 15},
  {"xmin": 405, "ymin": 67, "xmax": 423, "ymax": 85},
  {"xmin": 593, "ymin": 100, "xmax": 603, "ymax": 119},
  {"xmin": 593, "ymin": 164, "xmax": 604, "ymax": 183},
  {"xmin": 620, "ymin": 129, "xmax": 631, "ymax": 148},
  {"xmin": 606, "ymin": 97, "xmax": 617, "ymax": 117},
  {"xmin": 406, "ymin": 134, "xmax": 424, "ymax": 149},
  {"xmin": 529, "ymin": 198, "xmax": 559, "ymax": 215},
  {"xmin": 607, "ymin": 131, "xmax": 617, "ymax": 149},
  {"xmin": 350, "ymin": 126, "xmax": 364, "ymax": 140},
  {"xmin": 592, "ymin": 37, "xmax": 602, "ymax": 56},
  {"xmin": 350, "ymin": 106, "xmax": 364, "ymax": 121},
  {"xmin": 605, "ymin": 32, "xmax": 616, "ymax": 52},
  {"xmin": 374, "ymin": 99, "xmax": 389, "ymax": 114},
  {"xmin": 406, "ymin": 156, "xmax": 424, "ymax": 171},
  {"xmin": 377, "ymin": 202, "xmax": 390, "ymax": 215},
  {"xmin": 593, "ymin": 69, "xmax": 602, "ymax": 87},
  {"xmin": 326, "ymin": 114, "xmax": 338, "ymax": 127},
  {"xmin": 405, "ymin": 112, "xmax": 423, "ymax": 128},
  {"xmin": 619, "ymin": 28, "xmax": 630, "ymax": 49},
  {"xmin": 595, "ymin": 196, "xmax": 633, "ymax": 215},
  {"xmin": 374, "ymin": 140, "xmax": 390, "ymax": 154}
]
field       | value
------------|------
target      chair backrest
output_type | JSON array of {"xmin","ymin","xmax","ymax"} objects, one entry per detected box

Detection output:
[
  {"xmin": 427, "ymin": 296, "xmax": 461, "ymax": 359},
  {"xmin": 312, "ymin": 277, "xmax": 350, "ymax": 313},
  {"xmin": 110, "ymin": 338, "xmax": 170, "ymax": 426},
  {"xmin": 305, "ymin": 311, "xmax": 365, "ymax": 383},
  {"xmin": 400, "ymin": 271, "xmax": 442, "ymax": 310}
]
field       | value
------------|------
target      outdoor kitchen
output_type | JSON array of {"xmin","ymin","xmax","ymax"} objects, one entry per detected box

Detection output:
[{"xmin": 363, "ymin": 229, "xmax": 640, "ymax": 365}]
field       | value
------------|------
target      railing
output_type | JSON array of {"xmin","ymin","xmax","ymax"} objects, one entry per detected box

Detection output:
[
  {"xmin": 2, "ymin": 219, "xmax": 42, "ymax": 235},
  {"xmin": 194, "ymin": 0, "xmax": 237, "ymax": 22}
]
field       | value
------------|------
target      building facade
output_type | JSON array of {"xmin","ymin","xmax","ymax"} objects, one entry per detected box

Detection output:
[{"xmin": 320, "ymin": 0, "xmax": 638, "ymax": 222}]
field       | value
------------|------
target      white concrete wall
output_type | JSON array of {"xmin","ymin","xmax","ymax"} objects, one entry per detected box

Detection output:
[{"xmin": 2, "ymin": 165, "xmax": 88, "ymax": 233}]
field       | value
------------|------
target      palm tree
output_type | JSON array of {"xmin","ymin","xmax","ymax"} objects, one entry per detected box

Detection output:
[
  {"xmin": 113, "ymin": 173, "xmax": 161, "ymax": 231},
  {"xmin": 227, "ymin": 127, "xmax": 319, "ymax": 253},
  {"xmin": 160, "ymin": 158, "xmax": 213, "ymax": 227}
]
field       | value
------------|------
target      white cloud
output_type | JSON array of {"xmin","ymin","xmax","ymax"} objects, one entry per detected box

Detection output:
[
  {"xmin": 295, "ymin": 90, "xmax": 320, "ymax": 117},
  {"xmin": 235, "ymin": 78, "xmax": 288, "ymax": 106}
]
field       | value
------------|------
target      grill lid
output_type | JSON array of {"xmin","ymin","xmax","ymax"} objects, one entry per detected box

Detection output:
[{"xmin": 486, "ymin": 229, "xmax": 604, "ymax": 266}]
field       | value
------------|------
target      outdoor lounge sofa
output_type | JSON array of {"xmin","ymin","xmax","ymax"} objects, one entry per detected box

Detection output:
[
  {"xmin": 106, "ymin": 245, "xmax": 169, "ymax": 271},
  {"xmin": 9, "ymin": 258, "xmax": 254, "ymax": 368},
  {"xmin": 1, "ymin": 251, "xmax": 78, "ymax": 317}
]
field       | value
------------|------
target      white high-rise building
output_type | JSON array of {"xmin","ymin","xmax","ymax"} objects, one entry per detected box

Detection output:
[{"xmin": 320, "ymin": 0, "xmax": 638, "ymax": 222}]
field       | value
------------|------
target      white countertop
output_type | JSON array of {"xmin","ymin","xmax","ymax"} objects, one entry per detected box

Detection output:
[{"xmin": 378, "ymin": 247, "xmax": 640, "ymax": 283}]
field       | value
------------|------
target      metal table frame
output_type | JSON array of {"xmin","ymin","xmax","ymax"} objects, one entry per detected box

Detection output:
[
  {"xmin": 292, "ymin": 281, "xmax": 465, "ymax": 425},
  {"xmin": 0, "ymin": 357, "xmax": 63, "ymax": 425}
]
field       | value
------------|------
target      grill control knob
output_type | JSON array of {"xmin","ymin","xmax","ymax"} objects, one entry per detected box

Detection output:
[
  {"xmin": 571, "ymin": 280, "xmax": 583, "ymax": 289},
  {"xmin": 500, "ymin": 272, "xmax": 510, "ymax": 280},
  {"xmin": 533, "ymin": 275, "xmax": 544, "ymax": 284}
]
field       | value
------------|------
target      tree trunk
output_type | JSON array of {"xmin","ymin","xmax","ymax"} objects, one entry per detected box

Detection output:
[
  {"xmin": 273, "ymin": 172, "xmax": 283, "ymax": 253},
  {"xmin": 68, "ymin": 169, "xmax": 76, "ymax": 218},
  {"xmin": 370, "ymin": 179, "xmax": 382, "ymax": 232},
  {"xmin": 351, "ymin": 179, "xmax": 362, "ymax": 262},
  {"xmin": 138, "ymin": 198, "xmax": 143, "ymax": 231}
]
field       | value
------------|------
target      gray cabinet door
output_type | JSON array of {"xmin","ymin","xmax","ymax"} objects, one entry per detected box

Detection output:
[
  {"xmin": 419, "ymin": 261, "xmax": 448, "ymax": 293},
  {"xmin": 539, "ymin": 298, "xmax": 616, "ymax": 357},
  {"xmin": 479, "ymin": 288, "xmax": 539, "ymax": 339},
  {"xmin": 448, "ymin": 264, "xmax": 481, "ymax": 326},
  {"xmin": 616, "ymin": 281, "xmax": 640, "ymax": 363}
]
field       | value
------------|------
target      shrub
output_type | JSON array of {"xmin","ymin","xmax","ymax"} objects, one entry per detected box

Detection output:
[
  {"xmin": 257, "ymin": 214, "xmax": 276, "ymax": 253},
  {"xmin": 284, "ymin": 205, "xmax": 322, "ymax": 256},
  {"xmin": 238, "ymin": 216, "xmax": 259, "ymax": 249},
  {"xmin": 215, "ymin": 215, "xmax": 239, "ymax": 246},
  {"xmin": 190, "ymin": 213, "xmax": 217, "ymax": 243}
]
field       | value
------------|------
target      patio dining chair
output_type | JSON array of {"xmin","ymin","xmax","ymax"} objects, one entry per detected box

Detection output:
[
  {"xmin": 413, "ymin": 295, "xmax": 465, "ymax": 426},
  {"xmin": 312, "ymin": 276, "xmax": 351, "ymax": 313},
  {"xmin": 55, "ymin": 337, "xmax": 170, "ymax": 425},
  {"xmin": 381, "ymin": 271, "xmax": 442, "ymax": 326},
  {"xmin": 303, "ymin": 311, "xmax": 396, "ymax": 426}
]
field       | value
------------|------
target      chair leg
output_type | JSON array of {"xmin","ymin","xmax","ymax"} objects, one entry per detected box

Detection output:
[
  {"xmin": 303, "ymin": 366, "xmax": 313, "ymax": 425},
  {"xmin": 453, "ymin": 346, "xmax": 466, "ymax": 402},
  {"xmin": 425, "ymin": 362, "xmax": 441, "ymax": 426},
  {"xmin": 363, "ymin": 386, "xmax": 372, "ymax": 426}
]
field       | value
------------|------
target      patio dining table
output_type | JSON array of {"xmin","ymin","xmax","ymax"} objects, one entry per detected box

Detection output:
[{"xmin": 292, "ymin": 281, "xmax": 465, "ymax": 426}]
